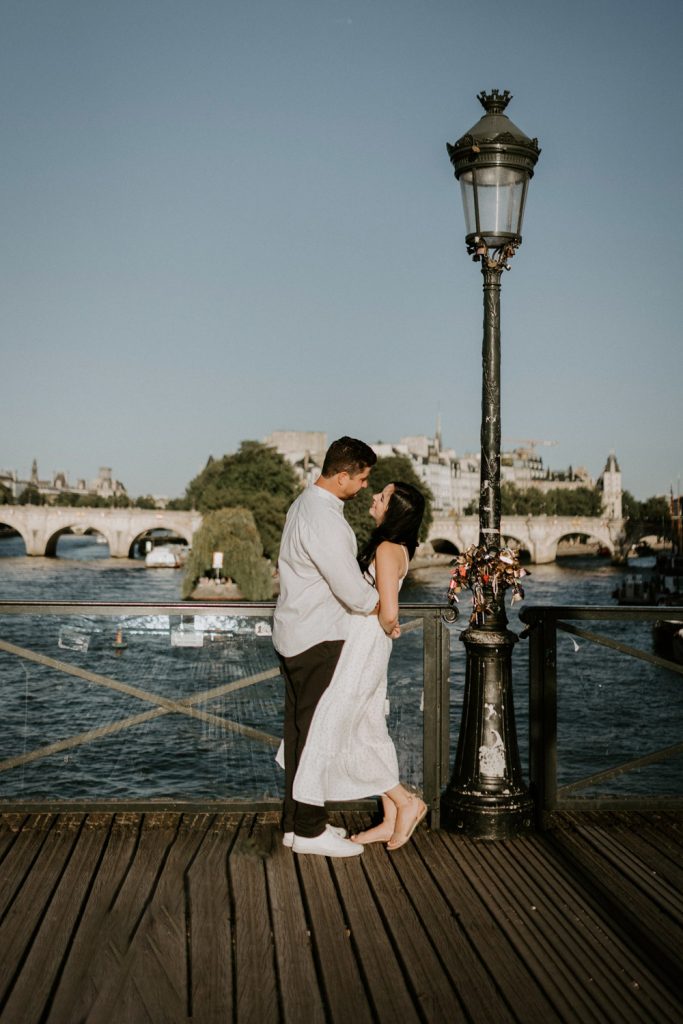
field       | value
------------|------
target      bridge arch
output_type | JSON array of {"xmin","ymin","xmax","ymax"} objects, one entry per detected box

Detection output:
[
  {"xmin": 430, "ymin": 537, "xmax": 460, "ymax": 556},
  {"xmin": 0, "ymin": 520, "xmax": 28, "ymax": 555},
  {"xmin": 554, "ymin": 530, "xmax": 614, "ymax": 559},
  {"xmin": 129, "ymin": 522, "xmax": 194, "ymax": 558},
  {"xmin": 44, "ymin": 522, "xmax": 115, "ymax": 558}
]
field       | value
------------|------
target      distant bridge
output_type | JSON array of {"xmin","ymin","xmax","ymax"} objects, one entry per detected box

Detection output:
[
  {"xmin": 1, "ymin": 506, "xmax": 628, "ymax": 565},
  {"xmin": 427, "ymin": 514, "xmax": 627, "ymax": 564},
  {"xmin": 0, "ymin": 507, "xmax": 202, "ymax": 558}
]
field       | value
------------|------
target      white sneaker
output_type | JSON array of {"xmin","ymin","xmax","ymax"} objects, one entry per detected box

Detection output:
[
  {"xmin": 282, "ymin": 824, "xmax": 346, "ymax": 848},
  {"xmin": 292, "ymin": 830, "xmax": 363, "ymax": 858}
]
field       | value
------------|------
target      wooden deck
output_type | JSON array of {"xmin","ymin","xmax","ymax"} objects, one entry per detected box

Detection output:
[{"xmin": 0, "ymin": 810, "xmax": 681, "ymax": 1023}]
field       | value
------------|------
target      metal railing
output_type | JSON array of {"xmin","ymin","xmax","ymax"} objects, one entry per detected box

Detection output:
[
  {"xmin": 0, "ymin": 602, "xmax": 454, "ymax": 828},
  {"xmin": 520, "ymin": 604, "xmax": 683, "ymax": 822}
]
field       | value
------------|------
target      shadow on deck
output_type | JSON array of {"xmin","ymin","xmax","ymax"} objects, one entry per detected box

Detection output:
[{"xmin": 0, "ymin": 810, "xmax": 682, "ymax": 1023}]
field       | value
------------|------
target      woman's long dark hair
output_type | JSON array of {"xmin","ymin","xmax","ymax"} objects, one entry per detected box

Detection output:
[{"xmin": 358, "ymin": 481, "xmax": 425, "ymax": 575}]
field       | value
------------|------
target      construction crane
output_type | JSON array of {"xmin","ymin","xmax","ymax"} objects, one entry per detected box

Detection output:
[{"xmin": 503, "ymin": 438, "xmax": 558, "ymax": 455}]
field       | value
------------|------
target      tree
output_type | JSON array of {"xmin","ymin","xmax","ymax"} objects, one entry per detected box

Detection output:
[
  {"xmin": 183, "ymin": 442, "xmax": 301, "ymax": 560},
  {"xmin": 343, "ymin": 454, "xmax": 433, "ymax": 552},
  {"xmin": 18, "ymin": 485, "xmax": 45, "ymax": 505},
  {"xmin": 498, "ymin": 483, "xmax": 602, "ymax": 517},
  {"xmin": 621, "ymin": 490, "xmax": 640, "ymax": 520},
  {"xmin": 134, "ymin": 495, "xmax": 157, "ymax": 509},
  {"xmin": 182, "ymin": 507, "xmax": 273, "ymax": 600},
  {"xmin": 0, "ymin": 482, "xmax": 13, "ymax": 505}
]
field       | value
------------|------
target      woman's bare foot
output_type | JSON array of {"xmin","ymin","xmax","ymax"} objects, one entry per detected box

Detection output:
[
  {"xmin": 387, "ymin": 796, "xmax": 427, "ymax": 850},
  {"xmin": 350, "ymin": 820, "xmax": 394, "ymax": 844}
]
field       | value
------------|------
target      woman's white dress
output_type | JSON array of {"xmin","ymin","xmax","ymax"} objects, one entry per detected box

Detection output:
[{"xmin": 283, "ymin": 562, "xmax": 405, "ymax": 806}]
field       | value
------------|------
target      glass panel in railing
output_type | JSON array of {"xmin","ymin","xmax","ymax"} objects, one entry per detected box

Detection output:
[
  {"xmin": 555, "ymin": 613, "xmax": 683, "ymax": 798},
  {"xmin": 0, "ymin": 605, "xmax": 435, "ymax": 806}
]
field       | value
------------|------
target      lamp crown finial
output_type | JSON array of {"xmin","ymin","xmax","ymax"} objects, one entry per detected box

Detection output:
[{"xmin": 477, "ymin": 89, "xmax": 512, "ymax": 115}]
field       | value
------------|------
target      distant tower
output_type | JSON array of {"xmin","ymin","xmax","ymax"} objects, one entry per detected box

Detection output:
[
  {"xmin": 30, "ymin": 459, "xmax": 39, "ymax": 485},
  {"xmin": 599, "ymin": 451, "xmax": 622, "ymax": 519},
  {"xmin": 435, "ymin": 412, "xmax": 443, "ymax": 455}
]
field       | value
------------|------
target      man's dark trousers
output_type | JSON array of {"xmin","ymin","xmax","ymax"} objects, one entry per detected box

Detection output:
[{"xmin": 279, "ymin": 639, "xmax": 344, "ymax": 838}]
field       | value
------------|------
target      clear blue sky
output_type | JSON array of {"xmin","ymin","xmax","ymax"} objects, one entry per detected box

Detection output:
[{"xmin": 1, "ymin": 0, "xmax": 680, "ymax": 500}]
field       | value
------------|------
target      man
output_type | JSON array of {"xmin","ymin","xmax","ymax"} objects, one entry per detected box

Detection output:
[{"xmin": 273, "ymin": 436, "xmax": 379, "ymax": 857}]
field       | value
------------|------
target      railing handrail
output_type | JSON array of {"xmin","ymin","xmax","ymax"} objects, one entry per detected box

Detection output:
[
  {"xmin": 0, "ymin": 600, "xmax": 448, "ymax": 615},
  {"xmin": 521, "ymin": 604, "xmax": 683, "ymax": 623}
]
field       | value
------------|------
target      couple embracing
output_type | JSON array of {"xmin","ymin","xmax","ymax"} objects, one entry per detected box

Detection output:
[{"xmin": 273, "ymin": 436, "xmax": 427, "ymax": 858}]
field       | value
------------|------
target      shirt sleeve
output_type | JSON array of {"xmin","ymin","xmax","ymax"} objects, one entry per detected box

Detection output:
[{"xmin": 305, "ymin": 514, "xmax": 378, "ymax": 614}]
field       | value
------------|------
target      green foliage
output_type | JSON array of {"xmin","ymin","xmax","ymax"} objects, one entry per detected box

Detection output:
[
  {"xmin": 343, "ymin": 454, "xmax": 434, "ymax": 551},
  {"xmin": 497, "ymin": 483, "xmax": 603, "ymax": 517},
  {"xmin": 622, "ymin": 492, "xmax": 672, "ymax": 539},
  {"xmin": 621, "ymin": 490, "xmax": 640, "ymax": 520},
  {"xmin": 18, "ymin": 485, "xmax": 45, "ymax": 505},
  {"xmin": 183, "ymin": 441, "xmax": 301, "ymax": 559},
  {"xmin": 0, "ymin": 482, "xmax": 13, "ymax": 505},
  {"xmin": 134, "ymin": 495, "xmax": 157, "ymax": 509},
  {"xmin": 182, "ymin": 507, "xmax": 273, "ymax": 600}
]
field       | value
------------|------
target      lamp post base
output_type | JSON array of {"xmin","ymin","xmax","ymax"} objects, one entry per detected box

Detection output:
[
  {"xmin": 441, "ymin": 787, "xmax": 533, "ymax": 840},
  {"xmin": 441, "ymin": 622, "xmax": 534, "ymax": 841}
]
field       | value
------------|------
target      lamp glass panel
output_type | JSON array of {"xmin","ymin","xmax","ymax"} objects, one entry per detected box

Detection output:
[
  {"xmin": 459, "ymin": 170, "xmax": 478, "ymax": 238},
  {"xmin": 474, "ymin": 165, "xmax": 527, "ymax": 242}
]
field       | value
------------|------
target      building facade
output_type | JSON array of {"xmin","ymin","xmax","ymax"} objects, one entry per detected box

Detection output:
[
  {"xmin": 0, "ymin": 461, "xmax": 127, "ymax": 503},
  {"xmin": 264, "ymin": 429, "xmax": 621, "ymax": 519}
]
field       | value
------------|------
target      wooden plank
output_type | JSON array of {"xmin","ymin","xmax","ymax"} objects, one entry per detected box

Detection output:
[
  {"xmin": 488, "ymin": 837, "xmax": 665, "ymax": 1024},
  {"xmin": 84, "ymin": 904, "xmax": 188, "ymax": 1024},
  {"xmin": 295, "ymin": 846, "xmax": 374, "ymax": 1024},
  {"xmin": 549, "ymin": 827, "xmax": 683, "ymax": 988},
  {"xmin": 0, "ymin": 814, "xmax": 55, "ymax": 920},
  {"xmin": 0, "ymin": 814, "xmax": 26, "ymax": 861},
  {"xmin": 265, "ymin": 825, "xmax": 327, "ymax": 1024},
  {"xmin": 600, "ymin": 822, "xmax": 683, "ymax": 894},
  {"xmin": 441, "ymin": 832, "xmax": 604, "ymax": 1023},
  {"xmin": 513, "ymin": 834, "xmax": 682, "ymax": 1024},
  {"xmin": 578, "ymin": 824, "xmax": 683, "ymax": 920},
  {"xmin": 356, "ymin": 832, "xmax": 465, "ymax": 1021},
  {"xmin": 229, "ymin": 815, "xmax": 279, "ymax": 1023},
  {"xmin": 63, "ymin": 812, "xmax": 180, "ymax": 1022},
  {"xmin": 46, "ymin": 813, "xmax": 141, "ymax": 1023},
  {"xmin": 415, "ymin": 828, "xmax": 559, "ymax": 1021},
  {"xmin": 562, "ymin": 817, "xmax": 683, "ymax": 923},
  {"xmin": 187, "ymin": 813, "xmax": 241, "ymax": 1024},
  {"xmin": 88, "ymin": 813, "xmax": 211, "ymax": 1023},
  {"xmin": 1, "ymin": 815, "xmax": 111, "ymax": 1024},
  {"xmin": 0, "ymin": 815, "xmax": 80, "ymax": 1008},
  {"xmin": 329, "ymin": 821, "xmax": 420, "ymax": 1023},
  {"xmin": 630, "ymin": 814, "xmax": 683, "ymax": 869},
  {"xmin": 387, "ymin": 825, "xmax": 514, "ymax": 1024}
]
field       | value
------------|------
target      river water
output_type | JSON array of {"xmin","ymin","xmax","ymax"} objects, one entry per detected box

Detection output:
[{"xmin": 0, "ymin": 533, "xmax": 680, "ymax": 803}]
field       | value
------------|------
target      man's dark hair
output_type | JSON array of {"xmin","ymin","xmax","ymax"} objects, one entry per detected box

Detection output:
[{"xmin": 320, "ymin": 436, "xmax": 377, "ymax": 478}]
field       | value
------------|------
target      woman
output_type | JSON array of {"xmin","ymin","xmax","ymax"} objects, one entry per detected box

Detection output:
[{"xmin": 292, "ymin": 481, "xmax": 427, "ymax": 850}]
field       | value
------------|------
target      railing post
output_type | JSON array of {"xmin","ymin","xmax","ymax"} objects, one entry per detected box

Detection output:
[
  {"xmin": 528, "ymin": 610, "xmax": 557, "ymax": 827},
  {"xmin": 422, "ymin": 610, "xmax": 451, "ymax": 830}
]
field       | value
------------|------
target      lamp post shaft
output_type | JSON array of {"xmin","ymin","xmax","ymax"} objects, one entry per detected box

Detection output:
[{"xmin": 479, "ymin": 264, "xmax": 502, "ymax": 549}]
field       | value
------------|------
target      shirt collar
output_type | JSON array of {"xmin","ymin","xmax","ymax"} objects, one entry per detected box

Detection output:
[{"xmin": 312, "ymin": 482, "xmax": 344, "ymax": 512}]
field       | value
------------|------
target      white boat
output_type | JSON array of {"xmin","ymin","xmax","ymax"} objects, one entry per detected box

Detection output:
[{"xmin": 145, "ymin": 545, "xmax": 183, "ymax": 568}]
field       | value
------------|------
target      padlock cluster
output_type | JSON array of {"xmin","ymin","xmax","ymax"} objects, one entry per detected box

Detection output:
[{"xmin": 447, "ymin": 545, "xmax": 530, "ymax": 623}]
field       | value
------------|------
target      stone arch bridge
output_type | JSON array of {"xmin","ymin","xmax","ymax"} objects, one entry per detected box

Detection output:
[
  {"xmin": 1, "ymin": 506, "xmax": 628, "ymax": 564},
  {"xmin": 427, "ymin": 514, "xmax": 627, "ymax": 564},
  {"xmin": 0, "ymin": 507, "xmax": 202, "ymax": 558}
]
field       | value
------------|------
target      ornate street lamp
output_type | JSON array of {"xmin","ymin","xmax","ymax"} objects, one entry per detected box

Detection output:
[{"xmin": 441, "ymin": 90, "xmax": 540, "ymax": 839}]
